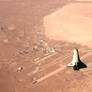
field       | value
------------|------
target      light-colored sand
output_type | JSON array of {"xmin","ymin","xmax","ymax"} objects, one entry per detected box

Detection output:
[{"xmin": 44, "ymin": 2, "xmax": 92, "ymax": 48}]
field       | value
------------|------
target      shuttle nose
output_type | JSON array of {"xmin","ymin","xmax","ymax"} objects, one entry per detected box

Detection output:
[
  {"xmin": 73, "ymin": 48, "xmax": 78, "ymax": 54},
  {"xmin": 67, "ymin": 48, "xmax": 79, "ymax": 67}
]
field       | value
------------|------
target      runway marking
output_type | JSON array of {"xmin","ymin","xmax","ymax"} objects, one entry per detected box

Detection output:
[
  {"xmin": 34, "ymin": 52, "xmax": 58, "ymax": 64},
  {"xmin": 39, "ymin": 56, "xmax": 69, "ymax": 71},
  {"xmin": 27, "ymin": 54, "xmax": 71, "ymax": 76},
  {"xmin": 37, "ymin": 65, "xmax": 66, "ymax": 82},
  {"xmin": 81, "ymin": 52, "xmax": 92, "ymax": 60},
  {"xmin": 36, "ymin": 56, "xmax": 70, "ymax": 83},
  {"xmin": 36, "ymin": 52, "xmax": 92, "ymax": 83},
  {"xmin": 27, "ymin": 52, "xmax": 58, "ymax": 74}
]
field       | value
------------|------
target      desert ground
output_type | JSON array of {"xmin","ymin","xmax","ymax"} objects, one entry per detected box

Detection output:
[{"xmin": 0, "ymin": 0, "xmax": 92, "ymax": 92}]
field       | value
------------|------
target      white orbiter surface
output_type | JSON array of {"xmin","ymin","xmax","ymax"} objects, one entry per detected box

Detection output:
[{"xmin": 67, "ymin": 48, "xmax": 79, "ymax": 67}]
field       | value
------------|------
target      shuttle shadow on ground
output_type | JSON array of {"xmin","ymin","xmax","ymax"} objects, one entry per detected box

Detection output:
[{"xmin": 73, "ymin": 60, "xmax": 87, "ymax": 70}]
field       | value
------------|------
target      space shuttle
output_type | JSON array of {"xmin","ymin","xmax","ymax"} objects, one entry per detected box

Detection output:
[{"xmin": 67, "ymin": 48, "xmax": 87, "ymax": 70}]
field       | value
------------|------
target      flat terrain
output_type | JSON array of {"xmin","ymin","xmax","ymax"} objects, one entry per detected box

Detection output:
[
  {"xmin": 44, "ymin": 1, "xmax": 92, "ymax": 48},
  {"xmin": 0, "ymin": 0, "xmax": 92, "ymax": 92}
]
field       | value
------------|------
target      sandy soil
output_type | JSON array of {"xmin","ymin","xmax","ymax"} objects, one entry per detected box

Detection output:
[{"xmin": 44, "ymin": 1, "xmax": 92, "ymax": 48}]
